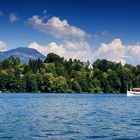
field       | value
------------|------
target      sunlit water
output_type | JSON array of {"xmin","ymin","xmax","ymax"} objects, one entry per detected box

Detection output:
[{"xmin": 0, "ymin": 93, "xmax": 140, "ymax": 140}]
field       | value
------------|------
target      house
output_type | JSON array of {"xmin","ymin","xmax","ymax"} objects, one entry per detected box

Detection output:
[{"xmin": 83, "ymin": 61, "xmax": 93, "ymax": 69}]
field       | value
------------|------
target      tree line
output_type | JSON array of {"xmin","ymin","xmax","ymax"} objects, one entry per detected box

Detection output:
[{"xmin": 0, "ymin": 53, "xmax": 139, "ymax": 93}]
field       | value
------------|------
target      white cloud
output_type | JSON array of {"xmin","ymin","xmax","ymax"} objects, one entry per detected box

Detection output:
[
  {"xmin": 94, "ymin": 39, "xmax": 126, "ymax": 65},
  {"xmin": 94, "ymin": 39, "xmax": 140, "ymax": 65},
  {"xmin": 0, "ymin": 41, "xmax": 7, "ymax": 51},
  {"xmin": 27, "ymin": 15, "xmax": 93, "ymax": 62},
  {"xmin": 28, "ymin": 42, "xmax": 63, "ymax": 56},
  {"xmin": 9, "ymin": 13, "xmax": 20, "ymax": 23},
  {"xmin": 28, "ymin": 41, "xmax": 93, "ymax": 62},
  {"xmin": 28, "ymin": 38, "xmax": 140, "ymax": 65},
  {"xmin": 27, "ymin": 16, "xmax": 87, "ymax": 40},
  {"xmin": 27, "ymin": 15, "xmax": 140, "ymax": 65},
  {"xmin": 126, "ymin": 45, "xmax": 140, "ymax": 65}
]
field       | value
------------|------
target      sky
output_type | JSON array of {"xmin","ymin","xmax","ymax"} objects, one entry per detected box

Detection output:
[{"xmin": 0, "ymin": 0, "xmax": 140, "ymax": 65}]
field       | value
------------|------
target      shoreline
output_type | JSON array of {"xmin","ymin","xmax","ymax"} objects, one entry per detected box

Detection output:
[{"xmin": 0, "ymin": 92, "xmax": 125, "ymax": 94}]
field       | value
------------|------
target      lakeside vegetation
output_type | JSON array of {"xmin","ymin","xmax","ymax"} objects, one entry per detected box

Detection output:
[{"xmin": 0, "ymin": 53, "xmax": 139, "ymax": 93}]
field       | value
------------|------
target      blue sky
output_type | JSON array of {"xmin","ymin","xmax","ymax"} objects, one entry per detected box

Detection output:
[{"xmin": 0, "ymin": 0, "xmax": 140, "ymax": 64}]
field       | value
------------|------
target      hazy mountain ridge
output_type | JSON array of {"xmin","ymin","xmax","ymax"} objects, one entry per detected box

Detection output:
[{"xmin": 0, "ymin": 47, "xmax": 46, "ymax": 63}]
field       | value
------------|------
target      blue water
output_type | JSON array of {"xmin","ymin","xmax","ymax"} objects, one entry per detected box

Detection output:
[{"xmin": 0, "ymin": 94, "xmax": 140, "ymax": 140}]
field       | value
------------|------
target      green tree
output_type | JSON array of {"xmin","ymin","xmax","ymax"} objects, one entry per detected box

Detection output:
[
  {"xmin": 0, "ymin": 70, "xmax": 8, "ymax": 92},
  {"xmin": 25, "ymin": 73, "xmax": 38, "ymax": 92},
  {"xmin": 54, "ymin": 76, "xmax": 68, "ymax": 92},
  {"xmin": 44, "ymin": 53, "xmax": 64, "ymax": 63},
  {"xmin": 42, "ymin": 73, "xmax": 55, "ymax": 92},
  {"xmin": 71, "ymin": 80, "xmax": 82, "ymax": 93}
]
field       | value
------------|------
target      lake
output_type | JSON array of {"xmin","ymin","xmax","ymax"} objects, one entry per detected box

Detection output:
[{"xmin": 0, "ymin": 93, "xmax": 140, "ymax": 140}]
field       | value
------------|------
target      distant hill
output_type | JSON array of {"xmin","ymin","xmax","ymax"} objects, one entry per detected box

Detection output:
[{"xmin": 0, "ymin": 47, "xmax": 46, "ymax": 63}]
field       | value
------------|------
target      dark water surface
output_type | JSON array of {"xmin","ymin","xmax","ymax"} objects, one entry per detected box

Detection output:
[{"xmin": 0, "ymin": 93, "xmax": 140, "ymax": 140}]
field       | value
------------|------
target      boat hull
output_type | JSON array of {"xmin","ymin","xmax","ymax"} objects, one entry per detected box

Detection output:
[{"xmin": 127, "ymin": 90, "xmax": 140, "ymax": 96}]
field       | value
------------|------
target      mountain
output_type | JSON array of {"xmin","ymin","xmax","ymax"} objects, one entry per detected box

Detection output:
[{"xmin": 0, "ymin": 47, "xmax": 46, "ymax": 63}]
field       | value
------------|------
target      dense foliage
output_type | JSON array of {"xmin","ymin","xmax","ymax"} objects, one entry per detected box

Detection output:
[{"xmin": 0, "ymin": 53, "xmax": 139, "ymax": 93}]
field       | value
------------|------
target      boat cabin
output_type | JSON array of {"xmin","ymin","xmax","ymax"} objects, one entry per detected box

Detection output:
[{"xmin": 132, "ymin": 88, "xmax": 140, "ymax": 91}]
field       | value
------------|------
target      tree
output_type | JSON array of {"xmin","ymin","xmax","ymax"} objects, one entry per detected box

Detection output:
[
  {"xmin": 45, "ymin": 63, "xmax": 56, "ymax": 75},
  {"xmin": 0, "ymin": 70, "xmax": 8, "ymax": 92},
  {"xmin": 54, "ymin": 76, "xmax": 68, "ymax": 92},
  {"xmin": 71, "ymin": 80, "xmax": 82, "ymax": 93},
  {"xmin": 0, "ymin": 53, "xmax": 139, "ymax": 94},
  {"xmin": 42, "ymin": 73, "xmax": 55, "ymax": 92},
  {"xmin": 44, "ymin": 53, "xmax": 64, "ymax": 63},
  {"xmin": 92, "ymin": 78, "xmax": 102, "ymax": 93},
  {"xmin": 107, "ymin": 69, "xmax": 121, "ymax": 93},
  {"xmin": 25, "ymin": 73, "xmax": 38, "ymax": 92}
]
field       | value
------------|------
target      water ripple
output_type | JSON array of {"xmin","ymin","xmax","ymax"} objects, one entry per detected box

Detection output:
[{"xmin": 0, "ymin": 94, "xmax": 140, "ymax": 139}]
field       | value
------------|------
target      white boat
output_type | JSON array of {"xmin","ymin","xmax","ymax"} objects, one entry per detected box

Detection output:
[{"xmin": 127, "ymin": 88, "xmax": 140, "ymax": 96}]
